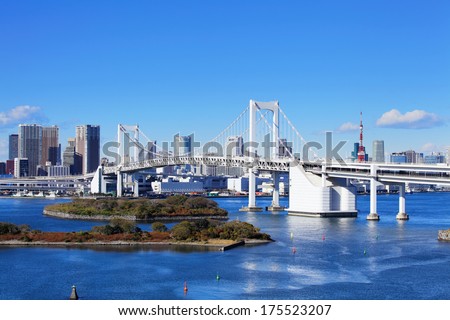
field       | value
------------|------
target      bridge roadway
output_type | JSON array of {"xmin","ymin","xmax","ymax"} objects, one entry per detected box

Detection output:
[
  {"xmin": 102, "ymin": 155, "xmax": 450, "ymax": 186},
  {"xmin": 0, "ymin": 174, "xmax": 91, "ymax": 191}
]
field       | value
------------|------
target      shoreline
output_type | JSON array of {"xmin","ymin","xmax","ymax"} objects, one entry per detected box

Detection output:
[
  {"xmin": 43, "ymin": 209, "xmax": 228, "ymax": 222},
  {"xmin": 0, "ymin": 239, "xmax": 272, "ymax": 251}
]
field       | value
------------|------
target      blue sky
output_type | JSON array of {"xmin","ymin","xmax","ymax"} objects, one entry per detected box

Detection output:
[{"xmin": 1, "ymin": 0, "xmax": 449, "ymax": 161}]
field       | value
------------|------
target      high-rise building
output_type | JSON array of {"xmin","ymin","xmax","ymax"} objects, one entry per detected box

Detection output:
[
  {"xmin": 226, "ymin": 136, "xmax": 244, "ymax": 157},
  {"xmin": 173, "ymin": 134, "xmax": 192, "ymax": 156},
  {"xmin": 63, "ymin": 138, "xmax": 82, "ymax": 175},
  {"xmin": 145, "ymin": 141, "xmax": 157, "ymax": 160},
  {"xmin": 75, "ymin": 125, "xmax": 100, "ymax": 174},
  {"xmin": 14, "ymin": 158, "xmax": 29, "ymax": 178},
  {"xmin": 8, "ymin": 134, "xmax": 18, "ymax": 160},
  {"xmin": 18, "ymin": 124, "xmax": 42, "ymax": 176},
  {"xmin": 278, "ymin": 138, "xmax": 292, "ymax": 157},
  {"xmin": 42, "ymin": 126, "xmax": 59, "ymax": 166},
  {"xmin": 372, "ymin": 140, "xmax": 385, "ymax": 163},
  {"xmin": 0, "ymin": 162, "xmax": 5, "ymax": 175}
]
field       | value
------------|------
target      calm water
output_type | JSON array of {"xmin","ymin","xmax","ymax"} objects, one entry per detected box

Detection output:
[{"xmin": 0, "ymin": 194, "xmax": 449, "ymax": 300}]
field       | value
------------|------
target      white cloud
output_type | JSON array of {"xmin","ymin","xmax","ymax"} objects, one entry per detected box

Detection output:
[
  {"xmin": 0, "ymin": 105, "xmax": 44, "ymax": 127},
  {"xmin": 376, "ymin": 109, "xmax": 444, "ymax": 129},
  {"xmin": 336, "ymin": 122, "xmax": 359, "ymax": 133}
]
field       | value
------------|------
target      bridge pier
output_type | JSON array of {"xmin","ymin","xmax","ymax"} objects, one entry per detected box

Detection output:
[
  {"xmin": 240, "ymin": 168, "xmax": 262, "ymax": 212},
  {"xmin": 367, "ymin": 165, "xmax": 380, "ymax": 221},
  {"xmin": 396, "ymin": 183, "xmax": 409, "ymax": 220},
  {"xmin": 133, "ymin": 175, "xmax": 139, "ymax": 198},
  {"xmin": 116, "ymin": 171, "xmax": 123, "ymax": 197},
  {"xmin": 267, "ymin": 172, "xmax": 285, "ymax": 211}
]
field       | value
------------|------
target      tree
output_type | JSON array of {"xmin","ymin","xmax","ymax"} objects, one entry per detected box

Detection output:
[
  {"xmin": 170, "ymin": 221, "xmax": 195, "ymax": 241},
  {"xmin": 152, "ymin": 222, "xmax": 168, "ymax": 232}
]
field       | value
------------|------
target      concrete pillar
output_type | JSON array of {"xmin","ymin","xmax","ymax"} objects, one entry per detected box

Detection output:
[
  {"xmin": 133, "ymin": 175, "xmax": 139, "ymax": 198},
  {"xmin": 117, "ymin": 171, "xmax": 123, "ymax": 197},
  {"xmin": 396, "ymin": 183, "xmax": 409, "ymax": 220},
  {"xmin": 367, "ymin": 164, "xmax": 380, "ymax": 221},
  {"xmin": 267, "ymin": 172, "xmax": 285, "ymax": 211}
]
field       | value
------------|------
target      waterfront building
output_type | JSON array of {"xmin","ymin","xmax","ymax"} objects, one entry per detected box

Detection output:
[
  {"xmin": 5, "ymin": 160, "xmax": 14, "ymax": 175},
  {"xmin": 8, "ymin": 134, "xmax": 18, "ymax": 160},
  {"xmin": 18, "ymin": 124, "xmax": 42, "ymax": 176},
  {"xmin": 151, "ymin": 176, "xmax": 204, "ymax": 194},
  {"xmin": 48, "ymin": 165, "xmax": 71, "ymax": 177},
  {"xmin": 390, "ymin": 153, "xmax": 407, "ymax": 163},
  {"xmin": 0, "ymin": 162, "xmax": 5, "ymax": 175},
  {"xmin": 372, "ymin": 140, "xmax": 385, "ymax": 163},
  {"xmin": 75, "ymin": 125, "xmax": 100, "ymax": 174},
  {"xmin": 424, "ymin": 152, "xmax": 446, "ymax": 164},
  {"xmin": 14, "ymin": 158, "xmax": 29, "ymax": 178}
]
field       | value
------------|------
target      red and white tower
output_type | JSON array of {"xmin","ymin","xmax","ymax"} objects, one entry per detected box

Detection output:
[{"xmin": 357, "ymin": 112, "xmax": 366, "ymax": 162}]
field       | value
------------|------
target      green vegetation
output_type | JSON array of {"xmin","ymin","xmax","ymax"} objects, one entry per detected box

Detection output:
[
  {"xmin": 0, "ymin": 222, "xmax": 30, "ymax": 235},
  {"xmin": 44, "ymin": 195, "xmax": 228, "ymax": 220},
  {"xmin": 170, "ymin": 219, "xmax": 272, "ymax": 242},
  {"xmin": 151, "ymin": 222, "xmax": 168, "ymax": 232},
  {"xmin": 91, "ymin": 218, "xmax": 142, "ymax": 235},
  {"xmin": 0, "ymin": 219, "xmax": 272, "ymax": 244}
]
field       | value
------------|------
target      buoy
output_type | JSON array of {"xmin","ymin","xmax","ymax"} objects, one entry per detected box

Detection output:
[
  {"xmin": 69, "ymin": 285, "xmax": 78, "ymax": 300},
  {"xmin": 183, "ymin": 281, "xmax": 188, "ymax": 293},
  {"xmin": 216, "ymin": 274, "xmax": 220, "ymax": 281},
  {"xmin": 322, "ymin": 234, "xmax": 325, "ymax": 241},
  {"xmin": 290, "ymin": 232, "xmax": 294, "ymax": 240},
  {"xmin": 376, "ymin": 235, "xmax": 379, "ymax": 240},
  {"xmin": 364, "ymin": 249, "xmax": 367, "ymax": 255},
  {"xmin": 292, "ymin": 247, "xmax": 297, "ymax": 254}
]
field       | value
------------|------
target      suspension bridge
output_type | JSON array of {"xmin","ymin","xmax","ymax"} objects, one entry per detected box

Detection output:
[{"xmin": 89, "ymin": 99, "xmax": 450, "ymax": 221}]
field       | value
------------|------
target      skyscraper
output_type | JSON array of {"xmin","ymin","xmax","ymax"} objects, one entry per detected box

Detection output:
[
  {"xmin": 42, "ymin": 126, "xmax": 59, "ymax": 166},
  {"xmin": 75, "ymin": 125, "xmax": 100, "ymax": 175},
  {"xmin": 18, "ymin": 124, "xmax": 42, "ymax": 176},
  {"xmin": 226, "ymin": 136, "xmax": 244, "ymax": 157},
  {"xmin": 8, "ymin": 134, "xmax": 18, "ymax": 160},
  {"xmin": 173, "ymin": 134, "xmax": 192, "ymax": 156},
  {"xmin": 63, "ymin": 138, "xmax": 82, "ymax": 175},
  {"xmin": 372, "ymin": 140, "xmax": 385, "ymax": 163}
]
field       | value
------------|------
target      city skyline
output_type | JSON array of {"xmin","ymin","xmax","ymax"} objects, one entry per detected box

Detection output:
[{"xmin": 1, "ymin": 1, "xmax": 449, "ymax": 160}]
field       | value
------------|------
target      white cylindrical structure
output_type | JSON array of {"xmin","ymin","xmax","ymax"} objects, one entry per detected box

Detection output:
[
  {"xmin": 367, "ymin": 164, "xmax": 380, "ymax": 220},
  {"xmin": 249, "ymin": 169, "xmax": 256, "ymax": 207},
  {"xmin": 117, "ymin": 171, "xmax": 123, "ymax": 197},
  {"xmin": 272, "ymin": 172, "xmax": 280, "ymax": 207},
  {"xmin": 396, "ymin": 183, "xmax": 409, "ymax": 220},
  {"xmin": 399, "ymin": 183, "xmax": 405, "ymax": 213}
]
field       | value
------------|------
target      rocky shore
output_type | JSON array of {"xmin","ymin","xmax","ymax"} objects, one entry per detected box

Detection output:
[
  {"xmin": 43, "ymin": 209, "xmax": 228, "ymax": 222},
  {"xmin": 0, "ymin": 239, "xmax": 272, "ymax": 251},
  {"xmin": 438, "ymin": 229, "xmax": 450, "ymax": 241}
]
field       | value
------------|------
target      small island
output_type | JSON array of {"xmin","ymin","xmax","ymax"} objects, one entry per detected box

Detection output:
[
  {"xmin": 0, "ymin": 219, "xmax": 272, "ymax": 250},
  {"xmin": 44, "ymin": 195, "xmax": 228, "ymax": 221}
]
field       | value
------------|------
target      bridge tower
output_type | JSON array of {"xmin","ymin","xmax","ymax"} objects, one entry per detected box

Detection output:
[
  {"xmin": 117, "ymin": 124, "xmax": 141, "ymax": 197},
  {"xmin": 240, "ymin": 100, "xmax": 281, "ymax": 212}
]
